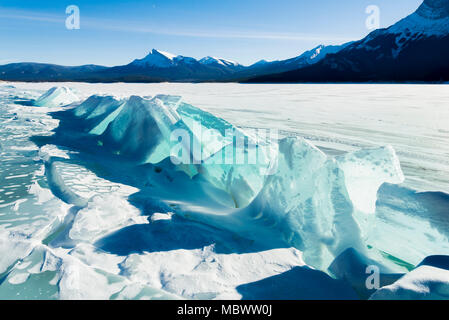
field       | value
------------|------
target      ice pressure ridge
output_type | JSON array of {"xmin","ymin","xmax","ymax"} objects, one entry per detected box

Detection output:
[{"xmin": 41, "ymin": 87, "xmax": 406, "ymax": 272}]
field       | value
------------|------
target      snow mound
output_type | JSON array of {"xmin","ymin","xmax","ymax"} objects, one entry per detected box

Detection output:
[
  {"xmin": 293, "ymin": 44, "xmax": 349, "ymax": 65},
  {"xmin": 35, "ymin": 87, "xmax": 79, "ymax": 107},
  {"xmin": 370, "ymin": 264, "xmax": 449, "ymax": 300},
  {"xmin": 0, "ymin": 244, "xmax": 179, "ymax": 300},
  {"xmin": 69, "ymin": 195, "xmax": 147, "ymax": 243}
]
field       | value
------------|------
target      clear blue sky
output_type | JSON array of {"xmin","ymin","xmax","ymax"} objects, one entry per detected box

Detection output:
[{"xmin": 0, "ymin": 0, "xmax": 422, "ymax": 66}]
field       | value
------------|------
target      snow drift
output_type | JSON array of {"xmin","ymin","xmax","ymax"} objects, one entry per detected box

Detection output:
[{"xmin": 370, "ymin": 255, "xmax": 449, "ymax": 300}]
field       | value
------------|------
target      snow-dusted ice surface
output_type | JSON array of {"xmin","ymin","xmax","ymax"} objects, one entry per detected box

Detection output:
[{"xmin": 0, "ymin": 82, "xmax": 448, "ymax": 300}]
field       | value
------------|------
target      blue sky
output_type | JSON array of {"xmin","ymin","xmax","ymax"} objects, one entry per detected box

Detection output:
[{"xmin": 0, "ymin": 0, "xmax": 422, "ymax": 66}]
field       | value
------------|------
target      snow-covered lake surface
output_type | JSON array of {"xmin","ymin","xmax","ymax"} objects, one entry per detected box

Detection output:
[{"xmin": 0, "ymin": 82, "xmax": 448, "ymax": 300}]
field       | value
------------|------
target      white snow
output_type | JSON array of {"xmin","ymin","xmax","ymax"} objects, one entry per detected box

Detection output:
[
  {"xmin": 388, "ymin": 12, "xmax": 449, "ymax": 37},
  {"xmin": 153, "ymin": 49, "xmax": 177, "ymax": 60},
  {"xmin": 69, "ymin": 195, "xmax": 147, "ymax": 242},
  {"xmin": 199, "ymin": 56, "xmax": 239, "ymax": 67},
  {"xmin": 371, "ymin": 265, "xmax": 449, "ymax": 300},
  {"xmin": 131, "ymin": 49, "xmax": 178, "ymax": 68}
]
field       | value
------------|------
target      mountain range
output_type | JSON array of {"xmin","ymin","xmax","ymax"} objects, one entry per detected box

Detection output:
[
  {"xmin": 0, "ymin": 44, "xmax": 341, "ymax": 82},
  {"xmin": 248, "ymin": 0, "xmax": 449, "ymax": 82},
  {"xmin": 1, "ymin": 0, "xmax": 448, "ymax": 83}
]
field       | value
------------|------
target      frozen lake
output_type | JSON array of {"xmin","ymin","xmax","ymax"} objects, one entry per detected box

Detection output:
[
  {"xmin": 0, "ymin": 82, "xmax": 448, "ymax": 300},
  {"xmin": 7, "ymin": 82, "xmax": 449, "ymax": 194}
]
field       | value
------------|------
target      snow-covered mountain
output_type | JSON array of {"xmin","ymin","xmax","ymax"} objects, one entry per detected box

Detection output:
[
  {"xmin": 249, "ymin": 0, "xmax": 449, "ymax": 82},
  {"xmin": 354, "ymin": 0, "xmax": 449, "ymax": 58},
  {"xmin": 0, "ymin": 45, "xmax": 347, "ymax": 82},
  {"xmin": 130, "ymin": 49, "xmax": 241, "ymax": 69},
  {"xmin": 199, "ymin": 56, "xmax": 240, "ymax": 67},
  {"xmin": 285, "ymin": 44, "xmax": 350, "ymax": 66},
  {"xmin": 95, "ymin": 49, "xmax": 244, "ymax": 81},
  {"xmin": 390, "ymin": 0, "xmax": 449, "ymax": 36},
  {"xmin": 124, "ymin": 45, "xmax": 348, "ymax": 80},
  {"xmin": 236, "ymin": 43, "xmax": 350, "ymax": 78}
]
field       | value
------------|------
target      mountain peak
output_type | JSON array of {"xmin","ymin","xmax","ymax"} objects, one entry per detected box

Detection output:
[
  {"xmin": 131, "ymin": 49, "xmax": 178, "ymax": 68},
  {"xmin": 151, "ymin": 49, "xmax": 177, "ymax": 60},
  {"xmin": 199, "ymin": 56, "xmax": 239, "ymax": 67},
  {"xmin": 252, "ymin": 59, "xmax": 270, "ymax": 66},
  {"xmin": 416, "ymin": 0, "xmax": 449, "ymax": 19},
  {"xmin": 131, "ymin": 50, "xmax": 242, "ymax": 69},
  {"xmin": 386, "ymin": 0, "xmax": 449, "ymax": 37},
  {"xmin": 309, "ymin": 45, "xmax": 326, "ymax": 59}
]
